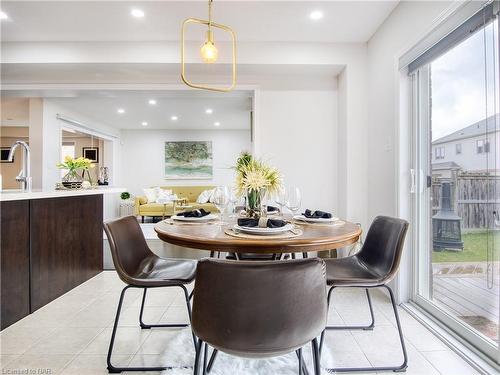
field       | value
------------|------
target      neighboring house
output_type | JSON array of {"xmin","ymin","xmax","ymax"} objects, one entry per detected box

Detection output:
[
  {"xmin": 432, "ymin": 161, "xmax": 461, "ymax": 180},
  {"xmin": 431, "ymin": 114, "xmax": 500, "ymax": 174}
]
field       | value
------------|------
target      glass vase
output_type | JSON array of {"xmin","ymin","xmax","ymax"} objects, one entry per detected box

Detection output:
[
  {"xmin": 62, "ymin": 169, "xmax": 83, "ymax": 189},
  {"xmin": 246, "ymin": 188, "xmax": 266, "ymax": 218}
]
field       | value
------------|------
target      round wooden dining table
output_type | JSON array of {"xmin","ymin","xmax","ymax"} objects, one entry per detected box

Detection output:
[{"xmin": 154, "ymin": 217, "xmax": 362, "ymax": 255}]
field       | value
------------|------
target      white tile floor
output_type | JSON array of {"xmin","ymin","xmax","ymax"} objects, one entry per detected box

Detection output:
[{"xmin": 0, "ymin": 271, "xmax": 480, "ymax": 375}]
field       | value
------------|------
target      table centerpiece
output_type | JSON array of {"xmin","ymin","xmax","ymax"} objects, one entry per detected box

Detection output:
[{"xmin": 234, "ymin": 152, "xmax": 282, "ymax": 218}]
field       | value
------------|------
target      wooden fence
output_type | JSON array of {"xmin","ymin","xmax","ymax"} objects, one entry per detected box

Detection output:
[{"xmin": 432, "ymin": 173, "xmax": 500, "ymax": 229}]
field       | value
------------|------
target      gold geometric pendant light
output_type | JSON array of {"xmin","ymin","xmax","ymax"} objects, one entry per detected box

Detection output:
[{"xmin": 181, "ymin": 0, "xmax": 237, "ymax": 92}]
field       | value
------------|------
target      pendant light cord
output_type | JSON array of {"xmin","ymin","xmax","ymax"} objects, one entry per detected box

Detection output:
[{"xmin": 208, "ymin": 0, "xmax": 213, "ymax": 31}]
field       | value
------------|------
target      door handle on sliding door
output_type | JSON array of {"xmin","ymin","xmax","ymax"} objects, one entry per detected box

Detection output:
[{"xmin": 410, "ymin": 169, "xmax": 415, "ymax": 193}]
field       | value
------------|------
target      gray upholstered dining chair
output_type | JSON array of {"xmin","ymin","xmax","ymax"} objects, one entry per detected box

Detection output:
[
  {"xmin": 104, "ymin": 215, "xmax": 197, "ymax": 373},
  {"xmin": 319, "ymin": 215, "xmax": 409, "ymax": 373},
  {"xmin": 191, "ymin": 258, "xmax": 327, "ymax": 375}
]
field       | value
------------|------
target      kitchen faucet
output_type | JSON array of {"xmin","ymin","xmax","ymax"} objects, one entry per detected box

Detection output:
[{"xmin": 8, "ymin": 140, "xmax": 32, "ymax": 191}]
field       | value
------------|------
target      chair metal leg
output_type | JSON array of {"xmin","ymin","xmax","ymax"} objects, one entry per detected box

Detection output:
[
  {"xmin": 295, "ymin": 347, "xmax": 310, "ymax": 375},
  {"xmin": 108, "ymin": 286, "xmax": 169, "ymax": 373},
  {"xmin": 327, "ymin": 287, "xmax": 375, "ymax": 331},
  {"xmin": 324, "ymin": 285, "xmax": 408, "ymax": 373},
  {"xmin": 179, "ymin": 284, "xmax": 198, "ymax": 348},
  {"xmin": 296, "ymin": 348, "xmax": 303, "ymax": 375},
  {"xmin": 193, "ymin": 339, "xmax": 203, "ymax": 375},
  {"xmin": 320, "ymin": 286, "xmax": 375, "ymax": 353},
  {"xmin": 311, "ymin": 338, "xmax": 321, "ymax": 375},
  {"xmin": 202, "ymin": 342, "xmax": 208, "ymax": 375},
  {"xmin": 139, "ymin": 287, "xmax": 190, "ymax": 329},
  {"xmin": 206, "ymin": 349, "xmax": 218, "ymax": 373}
]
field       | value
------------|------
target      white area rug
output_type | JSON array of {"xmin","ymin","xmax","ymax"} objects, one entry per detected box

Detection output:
[{"xmin": 160, "ymin": 329, "xmax": 333, "ymax": 375}]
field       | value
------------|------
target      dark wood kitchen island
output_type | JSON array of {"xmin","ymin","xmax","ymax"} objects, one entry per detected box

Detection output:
[{"xmin": 0, "ymin": 188, "xmax": 124, "ymax": 329}]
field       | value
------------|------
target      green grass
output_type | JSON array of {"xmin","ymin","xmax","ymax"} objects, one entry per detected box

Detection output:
[{"xmin": 432, "ymin": 231, "xmax": 500, "ymax": 263}]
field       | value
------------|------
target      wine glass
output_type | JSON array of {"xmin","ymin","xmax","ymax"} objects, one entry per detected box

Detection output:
[
  {"xmin": 274, "ymin": 189, "xmax": 288, "ymax": 219},
  {"xmin": 285, "ymin": 186, "xmax": 302, "ymax": 219},
  {"xmin": 228, "ymin": 188, "xmax": 239, "ymax": 218},
  {"xmin": 212, "ymin": 186, "xmax": 230, "ymax": 224}
]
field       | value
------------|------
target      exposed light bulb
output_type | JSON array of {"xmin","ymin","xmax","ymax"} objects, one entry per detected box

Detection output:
[
  {"xmin": 205, "ymin": 108, "xmax": 213, "ymax": 114},
  {"xmin": 200, "ymin": 30, "xmax": 218, "ymax": 63},
  {"xmin": 171, "ymin": 116, "xmax": 178, "ymax": 121},
  {"xmin": 214, "ymin": 122, "xmax": 220, "ymax": 127},
  {"xmin": 0, "ymin": 11, "xmax": 9, "ymax": 20},
  {"xmin": 141, "ymin": 122, "xmax": 148, "ymax": 126},
  {"xmin": 148, "ymin": 99, "xmax": 157, "ymax": 105},
  {"xmin": 117, "ymin": 108, "xmax": 125, "ymax": 114}
]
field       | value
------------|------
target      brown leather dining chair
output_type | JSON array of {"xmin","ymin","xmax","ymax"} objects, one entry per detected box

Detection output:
[
  {"xmin": 191, "ymin": 258, "xmax": 327, "ymax": 375},
  {"xmin": 319, "ymin": 215, "xmax": 409, "ymax": 373},
  {"xmin": 104, "ymin": 215, "xmax": 197, "ymax": 373}
]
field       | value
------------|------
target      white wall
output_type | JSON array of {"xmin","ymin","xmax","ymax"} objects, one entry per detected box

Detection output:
[
  {"xmin": 120, "ymin": 129, "xmax": 251, "ymax": 196},
  {"xmin": 366, "ymin": 1, "xmax": 454, "ymax": 221},
  {"xmin": 28, "ymin": 98, "xmax": 44, "ymax": 189},
  {"xmin": 256, "ymin": 89, "xmax": 338, "ymax": 213}
]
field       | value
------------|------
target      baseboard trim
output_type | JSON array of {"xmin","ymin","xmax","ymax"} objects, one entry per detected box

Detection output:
[{"xmin": 402, "ymin": 302, "xmax": 500, "ymax": 375}]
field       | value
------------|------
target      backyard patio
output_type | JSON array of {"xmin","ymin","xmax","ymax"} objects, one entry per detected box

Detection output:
[{"xmin": 432, "ymin": 232, "xmax": 500, "ymax": 342}]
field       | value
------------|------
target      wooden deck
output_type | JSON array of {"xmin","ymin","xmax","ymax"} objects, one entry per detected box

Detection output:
[{"xmin": 433, "ymin": 274, "xmax": 499, "ymax": 341}]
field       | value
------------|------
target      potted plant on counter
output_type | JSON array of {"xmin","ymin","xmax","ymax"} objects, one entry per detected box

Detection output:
[{"xmin": 235, "ymin": 152, "xmax": 282, "ymax": 218}]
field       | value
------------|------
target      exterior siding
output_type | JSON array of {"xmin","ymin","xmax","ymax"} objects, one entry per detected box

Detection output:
[{"xmin": 432, "ymin": 131, "xmax": 499, "ymax": 172}]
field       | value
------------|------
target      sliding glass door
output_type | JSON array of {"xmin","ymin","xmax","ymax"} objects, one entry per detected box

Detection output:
[{"xmin": 411, "ymin": 2, "xmax": 500, "ymax": 362}]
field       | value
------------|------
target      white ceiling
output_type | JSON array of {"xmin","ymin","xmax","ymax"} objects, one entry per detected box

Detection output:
[
  {"xmin": 1, "ymin": 1, "xmax": 398, "ymax": 43},
  {"xmin": 1, "ymin": 91, "xmax": 253, "ymax": 130}
]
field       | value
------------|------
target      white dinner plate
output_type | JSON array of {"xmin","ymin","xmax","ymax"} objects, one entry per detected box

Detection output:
[
  {"xmin": 172, "ymin": 213, "xmax": 218, "ymax": 222},
  {"xmin": 266, "ymin": 209, "xmax": 280, "ymax": 216},
  {"xmin": 293, "ymin": 214, "xmax": 339, "ymax": 223},
  {"xmin": 233, "ymin": 223, "xmax": 294, "ymax": 235}
]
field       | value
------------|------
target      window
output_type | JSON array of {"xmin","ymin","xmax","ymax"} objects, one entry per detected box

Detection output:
[
  {"xmin": 435, "ymin": 146, "xmax": 445, "ymax": 159},
  {"xmin": 476, "ymin": 139, "xmax": 490, "ymax": 153},
  {"xmin": 455, "ymin": 143, "xmax": 462, "ymax": 154}
]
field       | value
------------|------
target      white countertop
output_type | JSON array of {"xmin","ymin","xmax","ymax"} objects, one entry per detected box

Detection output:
[{"xmin": 0, "ymin": 186, "xmax": 126, "ymax": 201}]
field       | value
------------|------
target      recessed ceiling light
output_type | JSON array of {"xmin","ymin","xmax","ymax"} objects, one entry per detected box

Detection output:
[
  {"xmin": 141, "ymin": 121, "xmax": 148, "ymax": 126},
  {"xmin": 205, "ymin": 108, "xmax": 213, "ymax": 114},
  {"xmin": 214, "ymin": 122, "xmax": 221, "ymax": 127},
  {"xmin": 117, "ymin": 108, "xmax": 125, "ymax": 114},
  {"xmin": 131, "ymin": 8, "xmax": 145, "ymax": 18},
  {"xmin": 309, "ymin": 10, "xmax": 323, "ymax": 20},
  {"xmin": 171, "ymin": 116, "xmax": 178, "ymax": 121},
  {"xmin": 148, "ymin": 99, "xmax": 157, "ymax": 105},
  {"xmin": 0, "ymin": 11, "xmax": 9, "ymax": 20}
]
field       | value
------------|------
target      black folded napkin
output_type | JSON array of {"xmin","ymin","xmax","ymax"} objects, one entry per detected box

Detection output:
[
  {"xmin": 267, "ymin": 205, "xmax": 279, "ymax": 213},
  {"xmin": 303, "ymin": 209, "xmax": 332, "ymax": 219},
  {"xmin": 238, "ymin": 217, "xmax": 287, "ymax": 228},
  {"xmin": 177, "ymin": 208, "xmax": 210, "ymax": 218}
]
